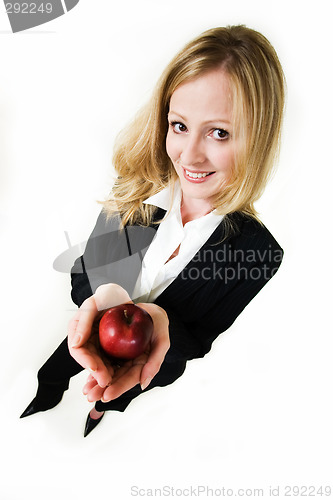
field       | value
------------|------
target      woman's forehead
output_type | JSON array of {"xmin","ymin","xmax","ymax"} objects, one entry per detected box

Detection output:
[{"xmin": 169, "ymin": 69, "xmax": 233, "ymax": 122}]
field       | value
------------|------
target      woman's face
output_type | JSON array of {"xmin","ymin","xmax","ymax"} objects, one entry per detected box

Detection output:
[{"xmin": 166, "ymin": 69, "xmax": 235, "ymax": 211}]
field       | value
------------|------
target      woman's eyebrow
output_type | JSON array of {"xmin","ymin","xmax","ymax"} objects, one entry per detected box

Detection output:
[
  {"xmin": 168, "ymin": 110, "xmax": 186, "ymax": 120},
  {"xmin": 168, "ymin": 110, "xmax": 231, "ymax": 126}
]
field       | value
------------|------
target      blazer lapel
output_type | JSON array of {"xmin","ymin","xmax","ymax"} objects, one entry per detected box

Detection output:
[{"xmin": 156, "ymin": 213, "xmax": 243, "ymax": 306}]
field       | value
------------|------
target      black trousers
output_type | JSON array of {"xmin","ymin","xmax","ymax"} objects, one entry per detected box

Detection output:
[{"xmin": 36, "ymin": 338, "xmax": 187, "ymax": 413}]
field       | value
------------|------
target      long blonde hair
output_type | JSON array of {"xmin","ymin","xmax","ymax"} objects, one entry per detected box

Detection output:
[{"xmin": 102, "ymin": 25, "xmax": 285, "ymax": 229}]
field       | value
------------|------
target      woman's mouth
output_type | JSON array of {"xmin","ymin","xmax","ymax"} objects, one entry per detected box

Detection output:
[{"xmin": 182, "ymin": 167, "xmax": 215, "ymax": 183}]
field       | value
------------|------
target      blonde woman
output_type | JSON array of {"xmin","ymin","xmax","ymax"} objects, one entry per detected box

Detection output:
[{"xmin": 21, "ymin": 25, "xmax": 285, "ymax": 437}]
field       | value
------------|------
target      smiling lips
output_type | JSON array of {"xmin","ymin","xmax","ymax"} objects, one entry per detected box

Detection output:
[{"xmin": 183, "ymin": 167, "xmax": 215, "ymax": 183}]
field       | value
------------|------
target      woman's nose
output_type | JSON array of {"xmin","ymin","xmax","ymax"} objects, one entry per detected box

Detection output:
[{"xmin": 180, "ymin": 136, "xmax": 206, "ymax": 165}]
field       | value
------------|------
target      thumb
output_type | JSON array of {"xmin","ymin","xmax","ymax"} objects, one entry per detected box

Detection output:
[
  {"xmin": 140, "ymin": 358, "xmax": 162, "ymax": 391},
  {"xmin": 68, "ymin": 296, "xmax": 97, "ymax": 349}
]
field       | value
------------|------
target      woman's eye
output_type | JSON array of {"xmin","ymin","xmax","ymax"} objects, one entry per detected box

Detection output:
[
  {"xmin": 212, "ymin": 128, "xmax": 229, "ymax": 140},
  {"xmin": 170, "ymin": 121, "xmax": 187, "ymax": 133}
]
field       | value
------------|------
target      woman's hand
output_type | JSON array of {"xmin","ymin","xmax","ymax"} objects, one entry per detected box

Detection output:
[
  {"xmin": 67, "ymin": 283, "xmax": 133, "ymax": 389},
  {"xmin": 82, "ymin": 302, "xmax": 170, "ymax": 403}
]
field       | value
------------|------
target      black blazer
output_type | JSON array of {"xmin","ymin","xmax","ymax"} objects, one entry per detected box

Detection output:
[{"xmin": 70, "ymin": 208, "xmax": 283, "ymax": 363}]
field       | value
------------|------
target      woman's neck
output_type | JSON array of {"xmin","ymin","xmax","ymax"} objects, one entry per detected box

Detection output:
[{"xmin": 180, "ymin": 195, "xmax": 212, "ymax": 225}]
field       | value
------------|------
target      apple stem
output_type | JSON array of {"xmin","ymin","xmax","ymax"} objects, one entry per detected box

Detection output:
[{"xmin": 123, "ymin": 309, "xmax": 132, "ymax": 325}]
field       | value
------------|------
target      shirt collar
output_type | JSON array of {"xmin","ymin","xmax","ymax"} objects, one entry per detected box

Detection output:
[
  {"xmin": 143, "ymin": 180, "xmax": 223, "ymax": 225},
  {"xmin": 143, "ymin": 182, "xmax": 181, "ymax": 213}
]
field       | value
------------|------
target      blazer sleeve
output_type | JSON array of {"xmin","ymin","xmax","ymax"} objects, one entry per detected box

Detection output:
[
  {"xmin": 70, "ymin": 209, "xmax": 117, "ymax": 307},
  {"xmin": 155, "ymin": 217, "xmax": 284, "ymax": 361},
  {"xmin": 157, "ymin": 252, "xmax": 283, "ymax": 362},
  {"xmin": 71, "ymin": 255, "xmax": 94, "ymax": 307},
  {"xmin": 70, "ymin": 209, "xmax": 158, "ymax": 307},
  {"xmin": 161, "ymin": 305, "xmax": 203, "ymax": 362},
  {"xmin": 194, "ymin": 254, "xmax": 283, "ymax": 356}
]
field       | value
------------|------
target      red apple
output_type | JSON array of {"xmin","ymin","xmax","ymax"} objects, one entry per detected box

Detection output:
[{"xmin": 98, "ymin": 304, "xmax": 153, "ymax": 360}]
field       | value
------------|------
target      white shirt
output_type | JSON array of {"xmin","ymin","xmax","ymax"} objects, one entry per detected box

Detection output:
[{"xmin": 132, "ymin": 181, "xmax": 224, "ymax": 303}]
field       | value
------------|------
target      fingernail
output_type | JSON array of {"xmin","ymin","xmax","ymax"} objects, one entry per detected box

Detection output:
[
  {"xmin": 141, "ymin": 377, "xmax": 152, "ymax": 391},
  {"xmin": 71, "ymin": 334, "xmax": 81, "ymax": 348},
  {"xmin": 88, "ymin": 367, "xmax": 97, "ymax": 374},
  {"xmin": 100, "ymin": 381, "xmax": 111, "ymax": 389}
]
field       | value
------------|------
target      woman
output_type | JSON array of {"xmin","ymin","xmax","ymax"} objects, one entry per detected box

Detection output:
[{"xmin": 21, "ymin": 25, "xmax": 285, "ymax": 436}]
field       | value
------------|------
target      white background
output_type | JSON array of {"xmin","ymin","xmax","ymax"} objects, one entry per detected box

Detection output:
[{"xmin": 1, "ymin": 1, "xmax": 332, "ymax": 498}]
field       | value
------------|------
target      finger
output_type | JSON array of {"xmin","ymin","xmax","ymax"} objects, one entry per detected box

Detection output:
[
  {"xmin": 68, "ymin": 296, "xmax": 97, "ymax": 348},
  {"xmin": 94, "ymin": 283, "xmax": 132, "ymax": 311},
  {"xmin": 86, "ymin": 383, "xmax": 106, "ymax": 403},
  {"xmin": 68, "ymin": 344, "xmax": 112, "ymax": 387},
  {"xmin": 101, "ymin": 365, "xmax": 143, "ymax": 402},
  {"xmin": 83, "ymin": 376, "xmax": 98, "ymax": 395},
  {"xmin": 134, "ymin": 303, "xmax": 170, "ymax": 388},
  {"xmin": 140, "ymin": 335, "xmax": 170, "ymax": 389},
  {"xmin": 68, "ymin": 341, "xmax": 98, "ymax": 373}
]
